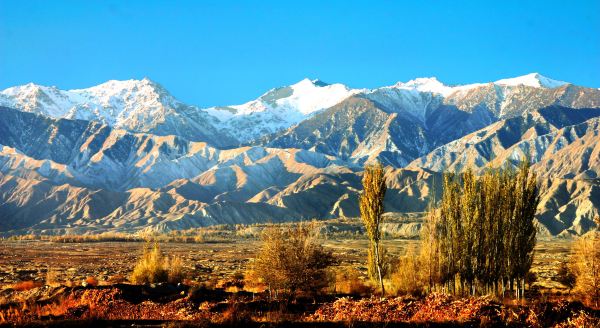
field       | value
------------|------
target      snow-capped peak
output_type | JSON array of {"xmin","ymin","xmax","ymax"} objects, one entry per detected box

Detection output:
[
  {"xmin": 0, "ymin": 78, "xmax": 181, "ymax": 129},
  {"xmin": 494, "ymin": 73, "xmax": 568, "ymax": 88},
  {"xmin": 284, "ymin": 78, "xmax": 358, "ymax": 115},
  {"xmin": 205, "ymin": 78, "xmax": 359, "ymax": 119},
  {"xmin": 70, "ymin": 78, "xmax": 168, "ymax": 98},
  {"xmin": 389, "ymin": 77, "xmax": 485, "ymax": 97},
  {"xmin": 392, "ymin": 77, "xmax": 453, "ymax": 95},
  {"xmin": 201, "ymin": 78, "xmax": 361, "ymax": 142},
  {"xmin": 291, "ymin": 77, "xmax": 328, "ymax": 88}
]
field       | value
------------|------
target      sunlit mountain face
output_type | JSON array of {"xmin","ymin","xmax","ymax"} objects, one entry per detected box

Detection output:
[{"xmin": 1, "ymin": 73, "xmax": 599, "ymax": 237}]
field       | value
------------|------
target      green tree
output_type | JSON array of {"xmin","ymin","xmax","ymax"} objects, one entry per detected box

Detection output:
[{"xmin": 359, "ymin": 162, "xmax": 387, "ymax": 295}]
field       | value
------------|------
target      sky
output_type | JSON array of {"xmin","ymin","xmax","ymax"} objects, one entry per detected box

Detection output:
[{"xmin": 1, "ymin": 0, "xmax": 599, "ymax": 107}]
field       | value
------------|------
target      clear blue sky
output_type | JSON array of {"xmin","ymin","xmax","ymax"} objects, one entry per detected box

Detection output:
[{"xmin": 1, "ymin": 1, "xmax": 599, "ymax": 107}]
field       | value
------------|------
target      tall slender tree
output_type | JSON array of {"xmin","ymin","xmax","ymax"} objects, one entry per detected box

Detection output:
[
  {"xmin": 415, "ymin": 162, "xmax": 540, "ymax": 298},
  {"xmin": 359, "ymin": 162, "xmax": 387, "ymax": 296}
]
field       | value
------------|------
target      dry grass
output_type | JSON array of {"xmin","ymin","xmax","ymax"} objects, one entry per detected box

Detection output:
[
  {"xmin": 330, "ymin": 266, "xmax": 372, "ymax": 296},
  {"xmin": 130, "ymin": 243, "xmax": 186, "ymax": 284},
  {"xmin": 46, "ymin": 266, "xmax": 59, "ymax": 287},
  {"xmin": 106, "ymin": 274, "xmax": 127, "ymax": 284},
  {"xmin": 166, "ymin": 256, "xmax": 185, "ymax": 284},
  {"xmin": 4, "ymin": 227, "xmax": 241, "ymax": 244},
  {"xmin": 389, "ymin": 247, "xmax": 427, "ymax": 296},
  {"xmin": 85, "ymin": 276, "xmax": 99, "ymax": 286},
  {"xmin": 12, "ymin": 280, "xmax": 43, "ymax": 291}
]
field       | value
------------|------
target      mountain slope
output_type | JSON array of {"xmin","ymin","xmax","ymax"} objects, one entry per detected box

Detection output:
[
  {"xmin": 0, "ymin": 73, "xmax": 598, "ymax": 236},
  {"xmin": 205, "ymin": 78, "xmax": 361, "ymax": 142},
  {"xmin": 0, "ymin": 79, "xmax": 236, "ymax": 147},
  {"xmin": 408, "ymin": 108, "xmax": 600, "ymax": 177}
]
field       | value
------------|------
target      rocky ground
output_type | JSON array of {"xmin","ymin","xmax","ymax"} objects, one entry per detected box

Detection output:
[
  {"xmin": 0, "ymin": 238, "xmax": 572, "ymax": 293},
  {"xmin": 0, "ymin": 284, "xmax": 598, "ymax": 327},
  {"xmin": 0, "ymin": 237, "xmax": 584, "ymax": 326}
]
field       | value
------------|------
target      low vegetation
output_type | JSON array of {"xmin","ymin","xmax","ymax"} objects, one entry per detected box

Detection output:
[
  {"xmin": 252, "ymin": 223, "xmax": 335, "ymax": 298},
  {"xmin": 130, "ymin": 243, "xmax": 186, "ymax": 284},
  {"xmin": 0, "ymin": 164, "xmax": 598, "ymax": 325},
  {"xmin": 568, "ymin": 219, "xmax": 600, "ymax": 307},
  {"xmin": 11, "ymin": 280, "xmax": 43, "ymax": 291}
]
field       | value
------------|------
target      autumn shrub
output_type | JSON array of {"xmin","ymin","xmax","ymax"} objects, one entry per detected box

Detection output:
[
  {"xmin": 130, "ymin": 243, "xmax": 186, "ymax": 284},
  {"xmin": 390, "ymin": 247, "xmax": 427, "ymax": 296},
  {"xmin": 106, "ymin": 274, "xmax": 127, "ymax": 284},
  {"xmin": 557, "ymin": 261, "xmax": 576, "ymax": 294},
  {"xmin": 220, "ymin": 301, "xmax": 251, "ymax": 325},
  {"xmin": 12, "ymin": 280, "xmax": 43, "ymax": 291},
  {"xmin": 166, "ymin": 256, "xmax": 185, "ymax": 284},
  {"xmin": 85, "ymin": 276, "xmax": 99, "ymax": 286},
  {"xmin": 253, "ymin": 223, "xmax": 336, "ymax": 297},
  {"xmin": 330, "ymin": 266, "xmax": 372, "ymax": 296},
  {"xmin": 569, "ymin": 231, "xmax": 600, "ymax": 307},
  {"xmin": 46, "ymin": 266, "xmax": 59, "ymax": 287},
  {"xmin": 243, "ymin": 269, "xmax": 267, "ymax": 294}
]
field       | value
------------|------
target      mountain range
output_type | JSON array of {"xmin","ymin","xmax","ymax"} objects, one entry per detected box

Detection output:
[{"xmin": 0, "ymin": 73, "xmax": 598, "ymax": 237}]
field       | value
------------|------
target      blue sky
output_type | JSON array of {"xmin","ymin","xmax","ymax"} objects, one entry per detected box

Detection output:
[{"xmin": 1, "ymin": 1, "xmax": 599, "ymax": 107}]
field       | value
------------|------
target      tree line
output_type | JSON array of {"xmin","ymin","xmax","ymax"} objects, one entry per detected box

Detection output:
[
  {"xmin": 419, "ymin": 163, "xmax": 539, "ymax": 298},
  {"xmin": 251, "ymin": 159, "xmax": 600, "ymax": 306},
  {"xmin": 360, "ymin": 161, "xmax": 539, "ymax": 299}
]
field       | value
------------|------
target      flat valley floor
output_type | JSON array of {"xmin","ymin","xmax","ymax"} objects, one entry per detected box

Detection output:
[{"xmin": 0, "ymin": 238, "xmax": 572, "ymax": 293}]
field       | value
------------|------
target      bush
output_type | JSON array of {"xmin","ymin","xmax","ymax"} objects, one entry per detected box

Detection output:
[
  {"xmin": 12, "ymin": 280, "xmax": 43, "ymax": 291},
  {"xmin": 166, "ymin": 256, "xmax": 185, "ymax": 284},
  {"xmin": 569, "ymin": 231, "xmax": 600, "ymax": 307},
  {"xmin": 46, "ymin": 267, "xmax": 59, "ymax": 287},
  {"xmin": 390, "ymin": 247, "xmax": 427, "ymax": 296},
  {"xmin": 85, "ymin": 276, "xmax": 99, "ymax": 286},
  {"xmin": 557, "ymin": 261, "xmax": 576, "ymax": 294},
  {"xmin": 330, "ymin": 267, "xmax": 372, "ymax": 296},
  {"xmin": 253, "ymin": 223, "xmax": 336, "ymax": 297},
  {"xmin": 130, "ymin": 243, "xmax": 186, "ymax": 284}
]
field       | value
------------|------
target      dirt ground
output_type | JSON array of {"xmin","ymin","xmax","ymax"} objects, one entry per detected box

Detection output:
[{"xmin": 0, "ymin": 238, "xmax": 572, "ymax": 293}]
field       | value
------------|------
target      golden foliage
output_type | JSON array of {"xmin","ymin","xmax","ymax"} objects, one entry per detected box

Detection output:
[
  {"xmin": 130, "ymin": 243, "xmax": 186, "ymax": 284},
  {"xmin": 330, "ymin": 266, "xmax": 372, "ymax": 296},
  {"xmin": 569, "ymin": 232, "xmax": 600, "ymax": 307},
  {"xmin": 390, "ymin": 247, "xmax": 427, "ymax": 296},
  {"xmin": 253, "ymin": 223, "xmax": 335, "ymax": 296},
  {"xmin": 359, "ymin": 162, "xmax": 387, "ymax": 294}
]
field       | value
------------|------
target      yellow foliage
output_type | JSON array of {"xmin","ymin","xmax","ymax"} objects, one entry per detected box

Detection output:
[{"xmin": 130, "ymin": 243, "xmax": 186, "ymax": 284}]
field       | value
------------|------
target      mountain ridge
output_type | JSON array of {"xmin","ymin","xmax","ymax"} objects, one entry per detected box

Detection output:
[{"xmin": 0, "ymin": 73, "xmax": 599, "ymax": 236}]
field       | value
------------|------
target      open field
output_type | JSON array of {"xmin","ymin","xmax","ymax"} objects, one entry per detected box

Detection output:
[
  {"xmin": 1, "ymin": 235, "xmax": 598, "ymax": 327},
  {"xmin": 0, "ymin": 237, "xmax": 573, "ymax": 293}
]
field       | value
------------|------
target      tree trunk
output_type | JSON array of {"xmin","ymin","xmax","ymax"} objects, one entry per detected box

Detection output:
[{"xmin": 374, "ymin": 240, "xmax": 385, "ymax": 296}]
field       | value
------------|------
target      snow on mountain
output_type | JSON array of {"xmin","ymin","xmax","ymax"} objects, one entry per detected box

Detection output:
[
  {"xmin": 0, "ymin": 78, "xmax": 236, "ymax": 146},
  {"xmin": 389, "ymin": 77, "xmax": 485, "ymax": 97},
  {"xmin": 203, "ymin": 78, "xmax": 362, "ymax": 142},
  {"xmin": 0, "ymin": 78, "xmax": 175, "ymax": 125},
  {"xmin": 494, "ymin": 73, "xmax": 568, "ymax": 88},
  {"xmin": 0, "ymin": 74, "xmax": 599, "ymax": 236},
  {"xmin": 0, "ymin": 73, "xmax": 584, "ymax": 147}
]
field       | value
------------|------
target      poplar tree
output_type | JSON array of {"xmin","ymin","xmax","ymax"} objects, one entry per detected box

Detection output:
[
  {"xmin": 415, "ymin": 162, "xmax": 539, "ymax": 298},
  {"xmin": 359, "ymin": 162, "xmax": 387, "ymax": 296}
]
